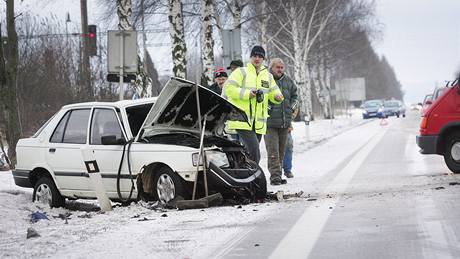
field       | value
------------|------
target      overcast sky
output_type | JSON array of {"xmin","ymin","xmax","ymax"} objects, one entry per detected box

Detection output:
[
  {"xmin": 374, "ymin": 0, "xmax": 460, "ymax": 104},
  {"xmin": 2, "ymin": 0, "xmax": 460, "ymax": 104}
]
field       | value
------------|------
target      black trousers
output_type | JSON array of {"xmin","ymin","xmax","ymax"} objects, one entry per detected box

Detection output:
[{"xmin": 236, "ymin": 129, "xmax": 262, "ymax": 164}]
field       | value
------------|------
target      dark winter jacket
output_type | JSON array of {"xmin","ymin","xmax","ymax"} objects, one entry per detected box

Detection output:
[
  {"xmin": 267, "ymin": 74, "xmax": 298, "ymax": 128},
  {"xmin": 208, "ymin": 83, "xmax": 222, "ymax": 95}
]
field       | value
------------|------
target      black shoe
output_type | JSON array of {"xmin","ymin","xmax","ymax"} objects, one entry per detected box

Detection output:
[
  {"xmin": 270, "ymin": 180, "xmax": 281, "ymax": 186},
  {"xmin": 280, "ymin": 179, "xmax": 287, "ymax": 184},
  {"xmin": 285, "ymin": 172, "xmax": 294, "ymax": 178}
]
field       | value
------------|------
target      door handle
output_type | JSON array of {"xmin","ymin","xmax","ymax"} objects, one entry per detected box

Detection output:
[{"xmin": 49, "ymin": 148, "xmax": 56, "ymax": 153}]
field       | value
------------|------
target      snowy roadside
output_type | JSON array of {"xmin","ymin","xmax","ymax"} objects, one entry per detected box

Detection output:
[{"xmin": 0, "ymin": 109, "xmax": 377, "ymax": 259}]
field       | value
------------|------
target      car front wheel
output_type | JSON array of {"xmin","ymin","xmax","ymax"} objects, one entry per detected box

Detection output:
[
  {"xmin": 153, "ymin": 167, "xmax": 186, "ymax": 203},
  {"xmin": 444, "ymin": 132, "xmax": 460, "ymax": 174},
  {"xmin": 33, "ymin": 176, "xmax": 65, "ymax": 208}
]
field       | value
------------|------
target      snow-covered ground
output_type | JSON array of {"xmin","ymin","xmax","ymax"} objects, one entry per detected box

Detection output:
[{"xmin": 0, "ymin": 109, "xmax": 384, "ymax": 258}]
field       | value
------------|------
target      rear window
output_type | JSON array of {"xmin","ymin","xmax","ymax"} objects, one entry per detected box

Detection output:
[{"xmin": 50, "ymin": 109, "xmax": 90, "ymax": 144}]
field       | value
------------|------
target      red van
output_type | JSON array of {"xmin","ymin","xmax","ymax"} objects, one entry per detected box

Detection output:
[{"xmin": 416, "ymin": 79, "xmax": 460, "ymax": 173}]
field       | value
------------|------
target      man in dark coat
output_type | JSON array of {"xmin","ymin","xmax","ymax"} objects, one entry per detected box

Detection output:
[
  {"xmin": 264, "ymin": 58, "xmax": 298, "ymax": 185},
  {"xmin": 208, "ymin": 67, "xmax": 227, "ymax": 95}
]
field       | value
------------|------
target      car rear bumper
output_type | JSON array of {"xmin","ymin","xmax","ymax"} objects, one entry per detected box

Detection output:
[
  {"xmin": 416, "ymin": 135, "xmax": 438, "ymax": 154},
  {"xmin": 12, "ymin": 169, "xmax": 33, "ymax": 188},
  {"xmin": 207, "ymin": 162, "xmax": 262, "ymax": 188}
]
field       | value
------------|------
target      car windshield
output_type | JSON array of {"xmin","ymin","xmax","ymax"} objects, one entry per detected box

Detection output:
[
  {"xmin": 363, "ymin": 101, "xmax": 382, "ymax": 108},
  {"xmin": 384, "ymin": 101, "xmax": 399, "ymax": 107}
]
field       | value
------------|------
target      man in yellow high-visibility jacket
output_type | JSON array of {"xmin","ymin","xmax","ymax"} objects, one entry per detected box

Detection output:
[{"xmin": 223, "ymin": 45, "xmax": 284, "ymax": 164}]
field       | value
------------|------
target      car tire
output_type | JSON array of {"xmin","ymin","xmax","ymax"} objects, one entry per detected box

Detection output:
[
  {"xmin": 153, "ymin": 166, "xmax": 187, "ymax": 203},
  {"xmin": 443, "ymin": 132, "xmax": 460, "ymax": 174},
  {"xmin": 253, "ymin": 167, "xmax": 267, "ymax": 199},
  {"xmin": 33, "ymin": 176, "xmax": 65, "ymax": 208},
  {"xmin": 403, "ymin": 113, "xmax": 406, "ymax": 118}
]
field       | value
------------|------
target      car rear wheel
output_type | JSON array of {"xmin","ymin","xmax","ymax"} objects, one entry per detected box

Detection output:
[
  {"xmin": 153, "ymin": 167, "xmax": 186, "ymax": 203},
  {"xmin": 443, "ymin": 132, "xmax": 460, "ymax": 174},
  {"xmin": 33, "ymin": 176, "xmax": 65, "ymax": 208}
]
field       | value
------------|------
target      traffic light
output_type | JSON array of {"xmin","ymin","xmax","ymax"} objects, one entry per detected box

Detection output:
[{"xmin": 87, "ymin": 25, "xmax": 97, "ymax": 56}]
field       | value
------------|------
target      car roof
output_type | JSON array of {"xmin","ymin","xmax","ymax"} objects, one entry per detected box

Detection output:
[{"xmin": 62, "ymin": 97, "xmax": 158, "ymax": 110}]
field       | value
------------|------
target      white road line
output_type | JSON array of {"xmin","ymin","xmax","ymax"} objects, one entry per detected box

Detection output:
[{"xmin": 269, "ymin": 128, "xmax": 388, "ymax": 259}]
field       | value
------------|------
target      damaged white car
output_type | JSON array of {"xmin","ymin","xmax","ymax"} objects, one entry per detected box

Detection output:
[{"xmin": 12, "ymin": 78, "xmax": 267, "ymax": 207}]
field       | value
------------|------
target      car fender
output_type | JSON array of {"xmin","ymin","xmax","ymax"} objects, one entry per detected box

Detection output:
[{"xmin": 437, "ymin": 122, "xmax": 460, "ymax": 154}]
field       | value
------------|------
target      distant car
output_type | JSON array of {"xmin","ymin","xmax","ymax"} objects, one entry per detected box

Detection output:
[
  {"xmin": 410, "ymin": 103, "xmax": 422, "ymax": 111},
  {"xmin": 422, "ymin": 88, "xmax": 447, "ymax": 114},
  {"xmin": 433, "ymin": 87, "xmax": 447, "ymax": 100},
  {"xmin": 422, "ymin": 94, "xmax": 433, "ymax": 114},
  {"xmin": 361, "ymin": 100, "xmax": 384, "ymax": 119},
  {"xmin": 12, "ymin": 78, "xmax": 267, "ymax": 207},
  {"xmin": 383, "ymin": 100, "xmax": 406, "ymax": 118}
]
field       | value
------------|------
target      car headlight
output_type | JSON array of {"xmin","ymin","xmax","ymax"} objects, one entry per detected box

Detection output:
[
  {"xmin": 192, "ymin": 152, "xmax": 204, "ymax": 166},
  {"xmin": 378, "ymin": 107, "xmax": 384, "ymax": 113},
  {"xmin": 206, "ymin": 151, "xmax": 229, "ymax": 168},
  {"xmin": 362, "ymin": 110, "xmax": 368, "ymax": 114},
  {"xmin": 192, "ymin": 151, "xmax": 229, "ymax": 168}
]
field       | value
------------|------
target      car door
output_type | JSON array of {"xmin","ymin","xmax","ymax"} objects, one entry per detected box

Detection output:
[
  {"xmin": 46, "ymin": 109, "xmax": 91, "ymax": 192},
  {"xmin": 88, "ymin": 108, "xmax": 127, "ymax": 195}
]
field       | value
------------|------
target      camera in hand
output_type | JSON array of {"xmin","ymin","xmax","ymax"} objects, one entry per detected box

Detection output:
[{"xmin": 255, "ymin": 89, "xmax": 264, "ymax": 103}]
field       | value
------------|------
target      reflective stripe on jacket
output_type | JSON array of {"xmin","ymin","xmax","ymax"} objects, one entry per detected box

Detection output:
[{"xmin": 223, "ymin": 63, "xmax": 283, "ymax": 134}]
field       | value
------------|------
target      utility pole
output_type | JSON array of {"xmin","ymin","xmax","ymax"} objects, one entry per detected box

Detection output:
[{"xmin": 80, "ymin": 0, "xmax": 93, "ymax": 100}]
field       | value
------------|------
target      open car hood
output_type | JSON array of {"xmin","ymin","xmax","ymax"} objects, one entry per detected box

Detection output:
[{"xmin": 138, "ymin": 77, "xmax": 248, "ymax": 139}]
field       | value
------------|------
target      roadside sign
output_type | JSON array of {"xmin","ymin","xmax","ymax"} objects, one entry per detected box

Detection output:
[
  {"xmin": 107, "ymin": 30, "xmax": 138, "ymax": 74},
  {"xmin": 222, "ymin": 29, "xmax": 242, "ymax": 70}
]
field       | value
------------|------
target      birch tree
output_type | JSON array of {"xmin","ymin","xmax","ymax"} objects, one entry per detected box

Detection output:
[
  {"xmin": 200, "ymin": 0, "xmax": 215, "ymax": 87},
  {"xmin": 117, "ymin": 0, "xmax": 153, "ymax": 98},
  {"xmin": 168, "ymin": 0, "xmax": 188, "ymax": 78},
  {"xmin": 2, "ymin": 0, "xmax": 22, "ymax": 164},
  {"xmin": 267, "ymin": 0, "xmax": 339, "ymax": 120}
]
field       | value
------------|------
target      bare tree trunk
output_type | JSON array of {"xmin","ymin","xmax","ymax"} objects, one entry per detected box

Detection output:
[
  {"xmin": 168, "ymin": 0, "xmax": 187, "ymax": 79},
  {"xmin": 3, "ymin": 0, "xmax": 21, "ymax": 165},
  {"xmin": 200, "ymin": 0, "xmax": 215, "ymax": 87},
  {"xmin": 259, "ymin": 1, "xmax": 269, "ymax": 53},
  {"xmin": 232, "ymin": 0, "xmax": 242, "ymax": 29},
  {"xmin": 117, "ymin": 0, "xmax": 153, "ymax": 98},
  {"xmin": 80, "ymin": 0, "xmax": 93, "ymax": 100}
]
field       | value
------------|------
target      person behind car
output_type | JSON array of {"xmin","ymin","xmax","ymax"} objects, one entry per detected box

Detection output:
[
  {"xmin": 264, "ymin": 58, "xmax": 298, "ymax": 185},
  {"xmin": 208, "ymin": 67, "xmax": 227, "ymax": 95},
  {"xmin": 283, "ymin": 106, "xmax": 299, "ymax": 179},
  {"xmin": 225, "ymin": 61, "xmax": 243, "ymax": 142},
  {"xmin": 223, "ymin": 45, "xmax": 284, "ymax": 165},
  {"xmin": 227, "ymin": 59, "xmax": 244, "ymax": 73}
]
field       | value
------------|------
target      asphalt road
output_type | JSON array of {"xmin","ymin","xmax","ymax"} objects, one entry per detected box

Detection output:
[{"xmin": 218, "ymin": 111, "xmax": 460, "ymax": 259}]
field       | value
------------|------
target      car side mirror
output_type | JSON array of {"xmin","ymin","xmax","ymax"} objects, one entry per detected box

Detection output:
[{"xmin": 101, "ymin": 135, "xmax": 126, "ymax": 145}]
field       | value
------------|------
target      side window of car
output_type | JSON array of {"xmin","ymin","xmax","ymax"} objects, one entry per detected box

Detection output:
[
  {"xmin": 90, "ymin": 109, "xmax": 124, "ymax": 145},
  {"xmin": 62, "ymin": 109, "xmax": 91, "ymax": 144},
  {"xmin": 50, "ymin": 111, "xmax": 71, "ymax": 143}
]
